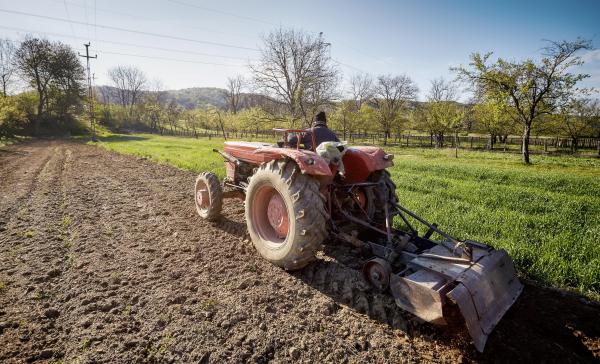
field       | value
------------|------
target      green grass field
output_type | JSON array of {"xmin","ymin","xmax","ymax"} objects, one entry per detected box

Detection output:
[{"xmin": 91, "ymin": 133, "xmax": 600, "ymax": 299}]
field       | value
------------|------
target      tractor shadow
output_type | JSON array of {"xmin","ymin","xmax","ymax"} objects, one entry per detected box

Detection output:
[
  {"xmin": 210, "ymin": 214, "xmax": 600, "ymax": 362},
  {"xmin": 293, "ymin": 244, "xmax": 600, "ymax": 363},
  {"xmin": 477, "ymin": 283, "xmax": 600, "ymax": 363},
  {"xmin": 214, "ymin": 215, "xmax": 249, "ymax": 239},
  {"xmin": 292, "ymin": 243, "xmax": 438, "ymax": 336}
]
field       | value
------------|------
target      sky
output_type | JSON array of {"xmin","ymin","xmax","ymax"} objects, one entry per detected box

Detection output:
[{"xmin": 1, "ymin": 0, "xmax": 599, "ymax": 100}]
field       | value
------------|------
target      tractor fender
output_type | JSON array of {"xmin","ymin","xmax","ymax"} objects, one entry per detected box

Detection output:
[
  {"xmin": 254, "ymin": 147, "xmax": 333, "ymax": 177},
  {"xmin": 342, "ymin": 146, "xmax": 394, "ymax": 183}
]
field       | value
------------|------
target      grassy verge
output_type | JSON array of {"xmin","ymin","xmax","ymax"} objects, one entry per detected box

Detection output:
[{"xmin": 91, "ymin": 133, "xmax": 600, "ymax": 299}]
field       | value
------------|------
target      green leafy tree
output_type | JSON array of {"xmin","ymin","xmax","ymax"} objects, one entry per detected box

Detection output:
[
  {"xmin": 415, "ymin": 78, "xmax": 464, "ymax": 149},
  {"xmin": 453, "ymin": 39, "xmax": 592, "ymax": 163},
  {"xmin": 472, "ymin": 100, "xmax": 514, "ymax": 149},
  {"xmin": 558, "ymin": 98, "xmax": 598, "ymax": 152},
  {"xmin": 0, "ymin": 95, "xmax": 26, "ymax": 138},
  {"xmin": 330, "ymin": 100, "xmax": 357, "ymax": 140},
  {"xmin": 14, "ymin": 37, "xmax": 85, "ymax": 134},
  {"xmin": 14, "ymin": 38, "xmax": 54, "ymax": 133},
  {"xmin": 46, "ymin": 43, "xmax": 85, "ymax": 119},
  {"xmin": 357, "ymin": 104, "xmax": 379, "ymax": 134}
]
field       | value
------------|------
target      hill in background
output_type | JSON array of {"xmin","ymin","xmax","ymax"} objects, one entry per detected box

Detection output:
[{"xmin": 95, "ymin": 86, "xmax": 274, "ymax": 110}]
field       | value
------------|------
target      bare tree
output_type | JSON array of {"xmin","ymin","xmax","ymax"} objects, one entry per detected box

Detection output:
[
  {"xmin": 300, "ymin": 70, "xmax": 340, "ymax": 122},
  {"xmin": 0, "ymin": 39, "xmax": 16, "ymax": 96},
  {"xmin": 428, "ymin": 77, "xmax": 457, "ymax": 102},
  {"xmin": 108, "ymin": 65, "xmax": 147, "ymax": 113},
  {"xmin": 225, "ymin": 75, "xmax": 244, "ymax": 114},
  {"xmin": 349, "ymin": 73, "xmax": 374, "ymax": 110},
  {"xmin": 373, "ymin": 74, "xmax": 418, "ymax": 145},
  {"xmin": 145, "ymin": 78, "xmax": 166, "ymax": 110},
  {"xmin": 250, "ymin": 28, "xmax": 339, "ymax": 126}
]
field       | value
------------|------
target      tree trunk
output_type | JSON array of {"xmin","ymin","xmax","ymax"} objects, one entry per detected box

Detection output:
[
  {"xmin": 219, "ymin": 120, "xmax": 227, "ymax": 140},
  {"xmin": 522, "ymin": 124, "xmax": 531, "ymax": 164},
  {"xmin": 435, "ymin": 133, "xmax": 444, "ymax": 148},
  {"xmin": 571, "ymin": 137, "xmax": 578, "ymax": 153},
  {"xmin": 454, "ymin": 132, "xmax": 459, "ymax": 158},
  {"xmin": 35, "ymin": 95, "xmax": 44, "ymax": 135}
]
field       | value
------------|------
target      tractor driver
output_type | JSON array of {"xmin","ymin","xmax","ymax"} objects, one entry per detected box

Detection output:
[{"xmin": 288, "ymin": 111, "xmax": 340, "ymax": 150}]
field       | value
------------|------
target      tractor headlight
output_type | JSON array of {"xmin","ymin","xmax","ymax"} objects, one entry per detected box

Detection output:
[
  {"xmin": 305, "ymin": 158, "xmax": 315, "ymax": 165},
  {"xmin": 384, "ymin": 154, "xmax": 394, "ymax": 161}
]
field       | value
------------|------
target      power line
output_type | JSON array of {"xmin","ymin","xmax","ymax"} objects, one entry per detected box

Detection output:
[
  {"xmin": 49, "ymin": 0, "xmax": 256, "ymax": 40},
  {"xmin": 0, "ymin": 8, "xmax": 260, "ymax": 51},
  {"xmin": 83, "ymin": 0, "xmax": 89, "ymax": 39},
  {"xmin": 97, "ymin": 50, "xmax": 245, "ymax": 67},
  {"xmin": 94, "ymin": 0, "xmax": 97, "ymax": 42},
  {"xmin": 166, "ymin": 0, "xmax": 274, "ymax": 26},
  {"xmin": 62, "ymin": 0, "xmax": 76, "ymax": 38},
  {"xmin": 335, "ymin": 38, "xmax": 390, "ymax": 65},
  {"xmin": 331, "ymin": 58, "xmax": 368, "ymax": 74},
  {"xmin": 1, "ymin": 7, "xmax": 373, "ymax": 75},
  {"xmin": 162, "ymin": 0, "xmax": 375, "ymax": 75},
  {"xmin": 0, "ymin": 27, "xmax": 245, "ymax": 66},
  {"xmin": 1, "ymin": 23, "xmax": 361, "ymax": 72},
  {"xmin": 0, "ymin": 24, "xmax": 255, "ymax": 61},
  {"xmin": 0, "ymin": 26, "xmax": 247, "ymax": 66}
]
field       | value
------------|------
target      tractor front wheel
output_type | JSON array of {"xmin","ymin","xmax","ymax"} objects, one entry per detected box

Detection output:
[
  {"xmin": 194, "ymin": 172, "xmax": 223, "ymax": 221},
  {"xmin": 245, "ymin": 159, "xmax": 328, "ymax": 270}
]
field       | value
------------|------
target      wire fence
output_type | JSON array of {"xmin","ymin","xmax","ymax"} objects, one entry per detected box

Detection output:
[{"xmin": 152, "ymin": 127, "xmax": 600, "ymax": 152}]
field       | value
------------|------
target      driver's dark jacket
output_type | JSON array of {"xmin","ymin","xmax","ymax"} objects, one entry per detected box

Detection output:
[{"xmin": 288, "ymin": 124, "xmax": 340, "ymax": 150}]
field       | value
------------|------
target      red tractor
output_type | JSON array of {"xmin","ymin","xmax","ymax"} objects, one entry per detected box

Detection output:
[{"xmin": 194, "ymin": 129, "xmax": 522, "ymax": 352}]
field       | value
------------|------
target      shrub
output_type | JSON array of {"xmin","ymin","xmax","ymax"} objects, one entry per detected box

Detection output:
[{"xmin": 0, "ymin": 95, "xmax": 28, "ymax": 139}]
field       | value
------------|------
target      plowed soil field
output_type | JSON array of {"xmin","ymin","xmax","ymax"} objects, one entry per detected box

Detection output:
[{"xmin": 1, "ymin": 140, "xmax": 598, "ymax": 363}]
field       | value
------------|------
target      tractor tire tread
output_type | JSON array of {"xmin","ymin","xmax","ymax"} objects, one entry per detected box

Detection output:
[
  {"xmin": 246, "ymin": 159, "xmax": 327, "ymax": 271},
  {"xmin": 195, "ymin": 172, "xmax": 223, "ymax": 221}
]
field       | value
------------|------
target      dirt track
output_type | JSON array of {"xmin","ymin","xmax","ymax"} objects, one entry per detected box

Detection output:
[{"xmin": 0, "ymin": 139, "xmax": 598, "ymax": 363}]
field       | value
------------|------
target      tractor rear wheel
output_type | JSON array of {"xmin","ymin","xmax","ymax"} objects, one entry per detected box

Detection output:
[
  {"xmin": 245, "ymin": 159, "xmax": 328, "ymax": 270},
  {"xmin": 194, "ymin": 172, "xmax": 223, "ymax": 221}
]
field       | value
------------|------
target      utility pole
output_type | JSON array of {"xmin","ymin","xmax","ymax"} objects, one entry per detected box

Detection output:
[{"xmin": 79, "ymin": 43, "xmax": 98, "ymax": 141}]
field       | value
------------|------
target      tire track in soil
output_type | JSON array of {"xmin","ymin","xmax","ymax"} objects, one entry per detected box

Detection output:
[
  {"xmin": 0, "ymin": 141, "xmax": 55, "ymax": 222},
  {"xmin": 1, "ymin": 140, "xmax": 599, "ymax": 364},
  {"xmin": 0, "ymin": 141, "xmax": 72, "ymax": 362}
]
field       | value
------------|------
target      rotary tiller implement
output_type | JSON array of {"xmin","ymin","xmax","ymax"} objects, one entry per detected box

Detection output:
[{"xmin": 194, "ymin": 129, "xmax": 522, "ymax": 352}]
